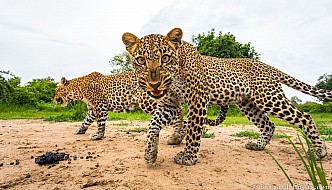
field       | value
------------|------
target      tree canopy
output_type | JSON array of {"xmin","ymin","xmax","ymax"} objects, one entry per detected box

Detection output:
[
  {"xmin": 109, "ymin": 51, "xmax": 132, "ymax": 74},
  {"xmin": 315, "ymin": 73, "xmax": 332, "ymax": 103},
  {"xmin": 192, "ymin": 29, "xmax": 260, "ymax": 59}
]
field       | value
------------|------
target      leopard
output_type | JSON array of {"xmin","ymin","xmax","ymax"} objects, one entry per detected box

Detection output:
[
  {"xmin": 54, "ymin": 71, "xmax": 227, "ymax": 143},
  {"xmin": 122, "ymin": 28, "xmax": 332, "ymax": 166}
]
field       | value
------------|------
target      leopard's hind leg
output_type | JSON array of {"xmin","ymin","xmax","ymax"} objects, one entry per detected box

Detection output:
[
  {"xmin": 254, "ymin": 93, "xmax": 326, "ymax": 159},
  {"xmin": 237, "ymin": 99, "xmax": 275, "ymax": 150}
]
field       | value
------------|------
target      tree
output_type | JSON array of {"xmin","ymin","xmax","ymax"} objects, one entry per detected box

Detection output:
[
  {"xmin": 109, "ymin": 51, "xmax": 133, "ymax": 74},
  {"xmin": 192, "ymin": 29, "xmax": 260, "ymax": 59},
  {"xmin": 0, "ymin": 71, "xmax": 21, "ymax": 104},
  {"xmin": 192, "ymin": 29, "xmax": 260, "ymax": 116},
  {"xmin": 290, "ymin": 96, "xmax": 302, "ymax": 106},
  {"xmin": 315, "ymin": 73, "xmax": 332, "ymax": 103}
]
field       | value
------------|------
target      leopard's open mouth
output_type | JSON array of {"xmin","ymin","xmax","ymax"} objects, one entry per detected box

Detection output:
[
  {"xmin": 148, "ymin": 89, "xmax": 167, "ymax": 99},
  {"xmin": 56, "ymin": 97, "xmax": 64, "ymax": 104},
  {"xmin": 55, "ymin": 97, "xmax": 69, "ymax": 107}
]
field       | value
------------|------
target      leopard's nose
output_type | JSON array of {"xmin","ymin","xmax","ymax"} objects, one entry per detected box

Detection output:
[{"xmin": 149, "ymin": 81, "xmax": 161, "ymax": 90}]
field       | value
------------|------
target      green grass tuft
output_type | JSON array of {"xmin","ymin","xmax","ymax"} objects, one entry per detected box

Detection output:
[
  {"xmin": 202, "ymin": 127, "xmax": 215, "ymax": 138},
  {"xmin": 267, "ymin": 128, "xmax": 330, "ymax": 189}
]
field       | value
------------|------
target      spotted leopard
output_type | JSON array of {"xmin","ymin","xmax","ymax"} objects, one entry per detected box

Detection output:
[
  {"xmin": 54, "ymin": 71, "xmax": 226, "ymax": 142},
  {"xmin": 122, "ymin": 28, "xmax": 332, "ymax": 165}
]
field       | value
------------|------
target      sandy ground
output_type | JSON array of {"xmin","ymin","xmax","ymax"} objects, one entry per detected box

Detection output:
[{"xmin": 0, "ymin": 119, "xmax": 331, "ymax": 190}]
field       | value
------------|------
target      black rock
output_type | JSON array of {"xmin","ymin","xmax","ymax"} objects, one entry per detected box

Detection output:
[
  {"xmin": 73, "ymin": 155, "xmax": 77, "ymax": 160},
  {"xmin": 0, "ymin": 163, "xmax": 3, "ymax": 167},
  {"xmin": 15, "ymin": 160, "xmax": 20, "ymax": 165},
  {"xmin": 35, "ymin": 152, "xmax": 66, "ymax": 165},
  {"xmin": 10, "ymin": 162, "xmax": 14, "ymax": 165},
  {"xmin": 26, "ymin": 173, "xmax": 31, "ymax": 178}
]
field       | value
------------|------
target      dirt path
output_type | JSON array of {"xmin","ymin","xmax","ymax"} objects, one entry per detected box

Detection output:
[{"xmin": 0, "ymin": 119, "xmax": 331, "ymax": 190}]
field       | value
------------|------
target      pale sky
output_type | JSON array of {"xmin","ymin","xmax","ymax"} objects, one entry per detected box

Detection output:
[{"xmin": 1, "ymin": 0, "xmax": 331, "ymax": 102}]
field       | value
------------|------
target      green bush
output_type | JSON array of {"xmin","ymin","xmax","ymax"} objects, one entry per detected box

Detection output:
[
  {"xmin": 298, "ymin": 102, "xmax": 332, "ymax": 113},
  {"xmin": 0, "ymin": 71, "xmax": 57, "ymax": 106}
]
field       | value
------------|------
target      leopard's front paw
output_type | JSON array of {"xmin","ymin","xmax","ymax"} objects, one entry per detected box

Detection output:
[
  {"xmin": 173, "ymin": 151, "xmax": 198, "ymax": 166},
  {"xmin": 245, "ymin": 141, "xmax": 265, "ymax": 151},
  {"xmin": 144, "ymin": 141, "xmax": 158, "ymax": 166},
  {"xmin": 309, "ymin": 145, "xmax": 327, "ymax": 160},
  {"xmin": 74, "ymin": 127, "xmax": 87, "ymax": 135},
  {"xmin": 89, "ymin": 132, "xmax": 104, "ymax": 140}
]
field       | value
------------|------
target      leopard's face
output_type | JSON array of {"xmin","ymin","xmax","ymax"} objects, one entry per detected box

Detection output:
[
  {"xmin": 54, "ymin": 77, "xmax": 80, "ymax": 107},
  {"xmin": 123, "ymin": 28, "xmax": 183, "ymax": 99}
]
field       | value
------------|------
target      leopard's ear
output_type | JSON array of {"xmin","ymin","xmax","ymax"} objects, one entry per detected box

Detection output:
[
  {"xmin": 122, "ymin": 32, "xmax": 140, "ymax": 55},
  {"xmin": 165, "ymin": 28, "xmax": 183, "ymax": 50},
  {"xmin": 60, "ymin": 77, "xmax": 69, "ymax": 86}
]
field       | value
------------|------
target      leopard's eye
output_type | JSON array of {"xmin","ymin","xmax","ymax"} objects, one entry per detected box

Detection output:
[
  {"xmin": 161, "ymin": 54, "xmax": 170, "ymax": 63},
  {"xmin": 136, "ymin": 56, "xmax": 145, "ymax": 65}
]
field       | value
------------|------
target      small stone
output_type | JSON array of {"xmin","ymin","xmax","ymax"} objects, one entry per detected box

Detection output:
[
  {"xmin": 64, "ymin": 154, "xmax": 69, "ymax": 160},
  {"xmin": 68, "ymin": 161, "xmax": 71, "ymax": 164},
  {"xmin": 26, "ymin": 173, "xmax": 31, "ymax": 178},
  {"xmin": 15, "ymin": 160, "xmax": 20, "ymax": 165},
  {"xmin": 55, "ymin": 144, "xmax": 58, "ymax": 147},
  {"xmin": 46, "ymin": 173, "xmax": 51, "ymax": 176},
  {"xmin": 51, "ymin": 163, "xmax": 56, "ymax": 167},
  {"xmin": 86, "ymin": 156, "xmax": 89, "ymax": 159},
  {"xmin": 95, "ymin": 163, "xmax": 99, "ymax": 167},
  {"xmin": 73, "ymin": 155, "xmax": 77, "ymax": 160},
  {"xmin": 10, "ymin": 162, "xmax": 14, "ymax": 165},
  {"xmin": 30, "ymin": 156, "xmax": 34, "ymax": 159},
  {"xmin": 85, "ymin": 145, "xmax": 88, "ymax": 148},
  {"xmin": 48, "ymin": 165, "xmax": 52, "ymax": 169},
  {"xmin": 0, "ymin": 163, "xmax": 3, "ymax": 167},
  {"xmin": 80, "ymin": 156, "xmax": 84, "ymax": 159},
  {"xmin": 87, "ymin": 152, "xmax": 91, "ymax": 155}
]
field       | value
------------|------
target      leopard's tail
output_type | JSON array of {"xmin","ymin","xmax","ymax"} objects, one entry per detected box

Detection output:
[{"xmin": 277, "ymin": 71, "xmax": 332, "ymax": 100}]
